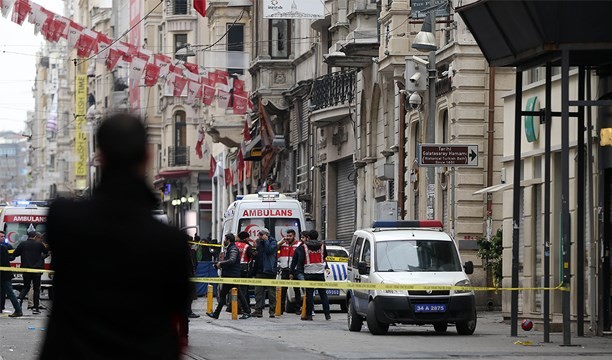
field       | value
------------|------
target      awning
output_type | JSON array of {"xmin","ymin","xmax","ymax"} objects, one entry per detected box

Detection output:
[
  {"xmin": 157, "ymin": 170, "xmax": 191, "ymax": 179},
  {"xmin": 473, "ymin": 178, "xmax": 543, "ymax": 195},
  {"xmin": 456, "ymin": 0, "xmax": 612, "ymax": 68}
]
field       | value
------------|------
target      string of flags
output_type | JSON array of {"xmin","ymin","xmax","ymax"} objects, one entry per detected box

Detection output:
[{"xmin": 0, "ymin": 0, "xmax": 252, "ymax": 115}]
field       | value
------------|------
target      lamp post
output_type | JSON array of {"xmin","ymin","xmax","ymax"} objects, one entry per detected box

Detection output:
[
  {"xmin": 172, "ymin": 199, "xmax": 181, "ymax": 226},
  {"xmin": 412, "ymin": 3, "xmax": 438, "ymax": 220}
]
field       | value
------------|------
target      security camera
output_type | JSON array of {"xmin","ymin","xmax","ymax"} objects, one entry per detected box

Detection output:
[
  {"xmin": 407, "ymin": 92, "xmax": 422, "ymax": 110},
  {"xmin": 410, "ymin": 72, "xmax": 421, "ymax": 83},
  {"xmin": 412, "ymin": 55, "xmax": 429, "ymax": 66}
]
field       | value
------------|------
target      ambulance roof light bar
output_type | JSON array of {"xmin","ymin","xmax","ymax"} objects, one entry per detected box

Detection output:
[
  {"xmin": 372, "ymin": 220, "xmax": 444, "ymax": 230},
  {"xmin": 258, "ymin": 191, "xmax": 280, "ymax": 202}
]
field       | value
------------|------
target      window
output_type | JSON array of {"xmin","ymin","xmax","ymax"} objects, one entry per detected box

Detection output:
[
  {"xmin": 237, "ymin": 218, "xmax": 301, "ymax": 243},
  {"xmin": 227, "ymin": 24, "xmax": 244, "ymax": 75},
  {"xmin": 351, "ymin": 237, "xmax": 364, "ymax": 268},
  {"xmin": 361, "ymin": 240, "xmax": 371, "ymax": 268},
  {"xmin": 173, "ymin": 0, "xmax": 187, "ymax": 15},
  {"xmin": 174, "ymin": 34, "xmax": 188, "ymax": 60},
  {"xmin": 376, "ymin": 240, "xmax": 461, "ymax": 272},
  {"xmin": 174, "ymin": 110, "xmax": 186, "ymax": 148},
  {"xmin": 269, "ymin": 19, "xmax": 290, "ymax": 58}
]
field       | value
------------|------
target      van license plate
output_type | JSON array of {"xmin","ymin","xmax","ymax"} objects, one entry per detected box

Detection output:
[{"xmin": 414, "ymin": 304, "xmax": 446, "ymax": 313}]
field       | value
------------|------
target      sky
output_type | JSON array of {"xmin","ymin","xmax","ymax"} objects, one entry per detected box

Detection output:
[{"xmin": 0, "ymin": 0, "xmax": 64, "ymax": 134}]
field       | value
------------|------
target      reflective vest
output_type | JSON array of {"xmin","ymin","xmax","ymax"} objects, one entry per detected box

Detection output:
[
  {"xmin": 235, "ymin": 241, "xmax": 252, "ymax": 264},
  {"xmin": 303, "ymin": 244, "xmax": 325, "ymax": 274},
  {"xmin": 277, "ymin": 241, "xmax": 299, "ymax": 269}
]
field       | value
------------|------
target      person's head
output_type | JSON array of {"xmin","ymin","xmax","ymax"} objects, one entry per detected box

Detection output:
[
  {"xmin": 0, "ymin": 230, "xmax": 5, "ymax": 243},
  {"xmin": 285, "ymin": 229, "xmax": 296, "ymax": 243},
  {"xmin": 258, "ymin": 228, "xmax": 269, "ymax": 240},
  {"xmin": 300, "ymin": 231, "xmax": 310, "ymax": 242},
  {"xmin": 27, "ymin": 230, "xmax": 37, "ymax": 239},
  {"xmin": 224, "ymin": 233, "xmax": 235, "ymax": 246},
  {"xmin": 96, "ymin": 113, "xmax": 149, "ymax": 175},
  {"xmin": 308, "ymin": 230, "xmax": 319, "ymax": 241},
  {"xmin": 238, "ymin": 231, "xmax": 250, "ymax": 242},
  {"xmin": 34, "ymin": 232, "xmax": 43, "ymax": 242}
]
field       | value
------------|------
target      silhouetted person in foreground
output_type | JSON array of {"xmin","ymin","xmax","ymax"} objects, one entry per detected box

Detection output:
[{"xmin": 40, "ymin": 113, "xmax": 192, "ymax": 359}]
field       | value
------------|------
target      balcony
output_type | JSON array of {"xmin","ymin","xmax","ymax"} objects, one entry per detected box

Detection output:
[
  {"xmin": 168, "ymin": 146, "xmax": 190, "ymax": 167},
  {"xmin": 166, "ymin": 0, "xmax": 192, "ymax": 16},
  {"xmin": 164, "ymin": 0, "xmax": 197, "ymax": 32},
  {"xmin": 310, "ymin": 71, "xmax": 356, "ymax": 126}
]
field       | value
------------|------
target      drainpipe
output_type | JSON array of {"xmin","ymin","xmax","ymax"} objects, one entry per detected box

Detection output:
[
  {"xmin": 398, "ymin": 87, "xmax": 406, "ymax": 219},
  {"xmin": 486, "ymin": 66, "xmax": 496, "ymax": 240}
]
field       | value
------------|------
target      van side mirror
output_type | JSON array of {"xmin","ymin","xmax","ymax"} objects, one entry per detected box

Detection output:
[
  {"xmin": 358, "ymin": 261, "xmax": 369, "ymax": 275},
  {"xmin": 463, "ymin": 261, "xmax": 474, "ymax": 275}
]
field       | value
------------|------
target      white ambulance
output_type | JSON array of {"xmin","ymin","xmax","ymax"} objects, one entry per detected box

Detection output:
[
  {"xmin": 222, "ymin": 192, "xmax": 306, "ymax": 244},
  {"xmin": 0, "ymin": 202, "xmax": 52, "ymax": 296}
]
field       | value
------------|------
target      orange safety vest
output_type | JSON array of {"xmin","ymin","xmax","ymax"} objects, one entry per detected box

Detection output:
[
  {"xmin": 277, "ymin": 241, "xmax": 299, "ymax": 269},
  {"xmin": 303, "ymin": 244, "xmax": 325, "ymax": 274},
  {"xmin": 235, "ymin": 241, "xmax": 252, "ymax": 264}
]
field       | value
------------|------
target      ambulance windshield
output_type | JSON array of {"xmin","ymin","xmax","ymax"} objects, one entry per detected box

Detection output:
[{"xmin": 238, "ymin": 218, "xmax": 301, "ymax": 243}]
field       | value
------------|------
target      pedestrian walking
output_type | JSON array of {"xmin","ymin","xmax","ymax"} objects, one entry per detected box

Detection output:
[
  {"xmin": 293, "ymin": 230, "xmax": 331, "ymax": 321},
  {"xmin": 236, "ymin": 231, "xmax": 254, "ymax": 308},
  {"xmin": 13, "ymin": 230, "xmax": 48, "ymax": 315},
  {"xmin": 207, "ymin": 233, "xmax": 251, "ymax": 319},
  {"xmin": 277, "ymin": 229, "xmax": 299, "ymax": 314},
  {"xmin": 289, "ymin": 231, "xmax": 309, "ymax": 315},
  {"xmin": 40, "ymin": 113, "xmax": 192, "ymax": 360},
  {"xmin": 0, "ymin": 231, "xmax": 22, "ymax": 317},
  {"xmin": 252, "ymin": 228, "xmax": 277, "ymax": 318}
]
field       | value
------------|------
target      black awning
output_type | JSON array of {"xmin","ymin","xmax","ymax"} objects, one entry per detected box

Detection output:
[{"xmin": 457, "ymin": 0, "xmax": 612, "ymax": 68}]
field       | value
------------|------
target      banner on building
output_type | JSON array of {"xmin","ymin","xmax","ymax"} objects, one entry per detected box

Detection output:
[
  {"xmin": 75, "ymin": 74, "xmax": 88, "ymax": 178},
  {"xmin": 263, "ymin": 0, "xmax": 324, "ymax": 19}
]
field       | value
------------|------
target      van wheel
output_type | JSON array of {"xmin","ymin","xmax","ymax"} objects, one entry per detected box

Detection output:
[
  {"xmin": 366, "ymin": 301, "xmax": 389, "ymax": 335},
  {"xmin": 456, "ymin": 310, "xmax": 477, "ymax": 335},
  {"xmin": 347, "ymin": 299, "xmax": 362, "ymax": 332},
  {"xmin": 433, "ymin": 322, "xmax": 448, "ymax": 333}
]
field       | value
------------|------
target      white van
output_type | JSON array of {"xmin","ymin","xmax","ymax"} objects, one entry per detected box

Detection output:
[
  {"xmin": 222, "ymin": 192, "xmax": 306, "ymax": 243},
  {"xmin": 346, "ymin": 220, "xmax": 476, "ymax": 335},
  {"xmin": 0, "ymin": 202, "xmax": 52, "ymax": 295}
]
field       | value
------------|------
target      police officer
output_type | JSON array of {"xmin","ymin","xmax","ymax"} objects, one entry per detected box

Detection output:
[
  {"xmin": 236, "ymin": 231, "xmax": 254, "ymax": 307},
  {"xmin": 277, "ymin": 229, "xmax": 299, "ymax": 314}
]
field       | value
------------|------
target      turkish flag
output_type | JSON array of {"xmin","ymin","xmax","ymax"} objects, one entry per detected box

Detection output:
[
  {"xmin": 209, "ymin": 155, "xmax": 217, "ymax": 177},
  {"xmin": 194, "ymin": 0, "xmax": 206, "ymax": 17},
  {"xmin": 243, "ymin": 116, "xmax": 252, "ymax": 142}
]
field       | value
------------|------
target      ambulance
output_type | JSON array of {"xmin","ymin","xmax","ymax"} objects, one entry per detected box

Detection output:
[
  {"xmin": 0, "ymin": 202, "xmax": 52, "ymax": 296},
  {"xmin": 222, "ymin": 192, "xmax": 306, "ymax": 244}
]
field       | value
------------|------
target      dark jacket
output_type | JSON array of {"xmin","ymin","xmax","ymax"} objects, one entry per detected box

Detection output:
[
  {"xmin": 0, "ymin": 243, "xmax": 14, "ymax": 281},
  {"xmin": 40, "ymin": 171, "xmax": 192, "ymax": 360},
  {"xmin": 13, "ymin": 238, "xmax": 48, "ymax": 269},
  {"xmin": 254, "ymin": 236, "xmax": 278, "ymax": 276},
  {"xmin": 217, "ymin": 242, "xmax": 240, "ymax": 278}
]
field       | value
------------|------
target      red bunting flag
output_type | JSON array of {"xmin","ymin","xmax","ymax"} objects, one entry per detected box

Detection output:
[
  {"xmin": 144, "ymin": 62, "xmax": 161, "ymax": 87},
  {"xmin": 11, "ymin": 0, "xmax": 31, "ymax": 25},
  {"xmin": 233, "ymin": 90, "xmax": 248, "ymax": 115},
  {"xmin": 194, "ymin": 0, "xmax": 206, "ymax": 17},
  {"xmin": 224, "ymin": 168, "xmax": 232, "ymax": 186},
  {"xmin": 237, "ymin": 148, "xmax": 244, "ymax": 171},
  {"xmin": 106, "ymin": 48, "xmax": 122, "ymax": 71},
  {"xmin": 67, "ymin": 20, "xmax": 83, "ymax": 48},
  {"xmin": 215, "ymin": 70, "xmax": 229, "ymax": 86},
  {"xmin": 202, "ymin": 84, "xmax": 216, "ymax": 106},
  {"xmin": 233, "ymin": 78, "xmax": 244, "ymax": 92},
  {"xmin": 183, "ymin": 62, "xmax": 199, "ymax": 74},
  {"xmin": 75, "ymin": 32, "xmax": 97, "ymax": 58},
  {"xmin": 217, "ymin": 89, "xmax": 231, "ymax": 109},
  {"xmin": 173, "ymin": 76, "xmax": 188, "ymax": 97}
]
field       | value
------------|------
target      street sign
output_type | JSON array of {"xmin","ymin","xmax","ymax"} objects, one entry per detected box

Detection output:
[{"xmin": 418, "ymin": 144, "xmax": 478, "ymax": 167}]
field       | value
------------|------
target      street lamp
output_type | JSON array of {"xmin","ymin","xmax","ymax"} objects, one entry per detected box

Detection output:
[{"xmin": 412, "ymin": 2, "xmax": 438, "ymax": 220}]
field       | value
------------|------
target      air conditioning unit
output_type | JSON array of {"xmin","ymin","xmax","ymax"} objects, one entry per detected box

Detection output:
[
  {"xmin": 375, "ymin": 163, "xmax": 394, "ymax": 180},
  {"xmin": 376, "ymin": 201, "xmax": 397, "ymax": 221}
]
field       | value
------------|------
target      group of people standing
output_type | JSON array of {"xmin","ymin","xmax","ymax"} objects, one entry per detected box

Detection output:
[
  {"xmin": 206, "ymin": 227, "xmax": 331, "ymax": 321},
  {"xmin": 0, "ymin": 230, "xmax": 49, "ymax": 317}
]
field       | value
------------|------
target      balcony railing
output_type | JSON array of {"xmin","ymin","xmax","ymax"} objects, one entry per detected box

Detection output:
[
  {"xmin": 168, "ymin": 146, "xmax": 190, "ymax": 167},
  {"xmin": 310, "ymin": 71, "xmax": 356, "ymax": 111}
]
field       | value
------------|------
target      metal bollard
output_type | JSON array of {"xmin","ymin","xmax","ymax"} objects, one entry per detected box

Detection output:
[
  {"xmin": 275, "ymin": 287, "xmax": 282, "ymax": 316},
  {"xmin": 207, "ymin": 284, "xmax": 213, "ymax": 314},
  {"xmin": 231, "ymin": 287, "xmax": 238, "ymax": 320},
  {"xmin": 301, "ymin": 289, "xmax": 307, "ymax": 318}
]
